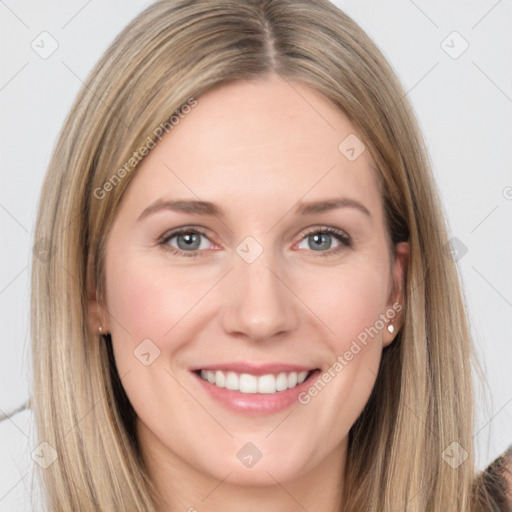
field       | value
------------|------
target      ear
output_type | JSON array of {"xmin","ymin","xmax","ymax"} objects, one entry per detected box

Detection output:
[
  {"xmin": 86, "ymin": 254, "xmax": 110, "ymax": 335},
  {"xmin": 382, "ymin": 241, "xmax": 409, "ymax": 347}
]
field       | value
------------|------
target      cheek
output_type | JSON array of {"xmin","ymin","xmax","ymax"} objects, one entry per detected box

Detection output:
[
  {"xmin": 297, "ymin": 258, "xmax": 390, "ymax": 410},
  {"xmin": 105, "ymin": 253, "xmax": 209, "ymax": 342},
  {"xmin": 103, "ymin": 254, "xmax": 203, "ymax": 424},
  {"xmin": 103, "ymin": 250, "xmax": 221, "ymax": 404},
  {"xmin": 305, "ymin": 259, "xmax": 390, "ymax": 351}
]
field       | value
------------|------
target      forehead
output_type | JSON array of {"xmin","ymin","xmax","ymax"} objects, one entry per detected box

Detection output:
[{"xmin": 118, "ymin": 76, "xmax": 382, "ymax": 221}]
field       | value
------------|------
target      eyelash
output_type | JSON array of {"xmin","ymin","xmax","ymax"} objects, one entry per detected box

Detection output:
[{"xmin": 158, "ymin": 226, "xmax": 352, "ymax": 258}]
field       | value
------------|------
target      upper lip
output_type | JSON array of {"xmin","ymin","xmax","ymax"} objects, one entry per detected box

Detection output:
[{"xmin": 191, "ymin": 362, "xmax": 317, "ymax": 376}]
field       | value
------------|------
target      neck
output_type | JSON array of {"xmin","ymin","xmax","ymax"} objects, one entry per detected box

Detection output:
[{"xmin": 137, "ymin": 419, "xmax": 346, "ymax": 512}]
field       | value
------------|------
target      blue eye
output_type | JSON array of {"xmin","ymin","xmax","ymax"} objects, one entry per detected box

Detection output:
[
  {"xmin": 296, "ymin": 227, "xmax": 352, "ymax": 256},
  {"xmin": 158, "ymin": 226, "xmax": 352, "ymax": 258},
  {"xmin": 159, "ymin": 228, "xmax": 213, "ymax": 257}
]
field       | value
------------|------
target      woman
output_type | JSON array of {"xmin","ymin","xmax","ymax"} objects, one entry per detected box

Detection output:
[{"xmin": 27, "ymin": 0, "xmax": 511, "ymax": 510}]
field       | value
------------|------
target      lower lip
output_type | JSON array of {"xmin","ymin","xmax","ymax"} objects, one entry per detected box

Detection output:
[{"xmin": 192, "ymin": 370, "xmax": 321, "ymax": 415}]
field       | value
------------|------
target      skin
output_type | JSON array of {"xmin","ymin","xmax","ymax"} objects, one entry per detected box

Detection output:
[{"xmin": 89, "ymin": 74, "xmax": 408, "ymax": 512}]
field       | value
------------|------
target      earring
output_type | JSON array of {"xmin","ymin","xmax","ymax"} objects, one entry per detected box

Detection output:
[
  {"xmin": 387, "ymin": 324, "xmax": 394, "ymax": 334},
  {"xmin": 98, "ymin": 326, "xmax": 103, "ymax": 334}
]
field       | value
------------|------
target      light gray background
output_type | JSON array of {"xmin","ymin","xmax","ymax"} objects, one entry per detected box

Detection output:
[{"xmin": 1, "ymin": 0, "xmax": 511, "ymax": 508}]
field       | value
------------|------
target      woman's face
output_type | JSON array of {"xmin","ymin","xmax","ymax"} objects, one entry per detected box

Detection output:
[{"xmin": 94, "ymin": 75, "xmax": 407, "ymax": 487}]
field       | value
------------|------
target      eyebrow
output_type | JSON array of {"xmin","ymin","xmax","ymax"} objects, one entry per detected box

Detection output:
[{"xmin": 136, "ymin": 197, "xmax": 371, "ymax": 222}]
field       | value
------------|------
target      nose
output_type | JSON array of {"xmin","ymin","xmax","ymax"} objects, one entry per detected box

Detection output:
[{"xmin": 220, "ymin": 242, "xmax": 299, "ymax": 343}]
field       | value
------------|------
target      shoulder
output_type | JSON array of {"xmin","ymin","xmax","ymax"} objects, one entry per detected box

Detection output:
[
  {"xmin": 502, "ymin": 448, "xmax": 512, "ymax": 507},
  {"xmin": 479, "ymin": 445, "xmax": 512, "ymax": 511},
  {"xmin": 0, "ymin": 404, "xmax": 45, "ymax": 511}
]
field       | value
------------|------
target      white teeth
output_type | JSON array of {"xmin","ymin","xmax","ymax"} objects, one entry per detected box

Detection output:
[
  {"xmin": 198, "ymin": 369, "xmax": 312, "ymax": 393},
  {"xmin": 297, "ymin": 371, "xmax": 309, "ymax": 384},
  {"xmin": 239, "ymin": 373, "xmax": 258, "ymax": 393},
  {"xmin": 225, "ymin": 371, "xmax": 238, "ymax": 391},
  {"xmin": 276, "ymin": 372, "xmax": 288, "ymax": 391},
  {"xmin": 257, "ymin": 374, "xmax": 275, "ymax": 394},
  {"xmin": 215, "ymin": 370, "xmax": 225, "ymax": 388},
  {"xmin": 288, "ymin": 372, "xmax": 298, "ymax": 388}
]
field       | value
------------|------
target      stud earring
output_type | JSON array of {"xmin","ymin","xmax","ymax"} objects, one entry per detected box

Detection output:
[
  {"xmin": 387, "ymin": 324, "xmax": 394, "ymax": 334},
  {"xmin": 98, "ymin": 326, "xmax": 103, "ymax": 334}
]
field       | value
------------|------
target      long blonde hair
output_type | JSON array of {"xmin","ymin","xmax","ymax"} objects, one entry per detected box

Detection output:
[{"xmin": 31, "ymin": 0, "xmax": 494, "ymax": 510}]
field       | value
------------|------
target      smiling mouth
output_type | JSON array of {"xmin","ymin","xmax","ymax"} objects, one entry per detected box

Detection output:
[{"xmin": 194, "ymin": 369, "xmax": 317, "ymax": 394}]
